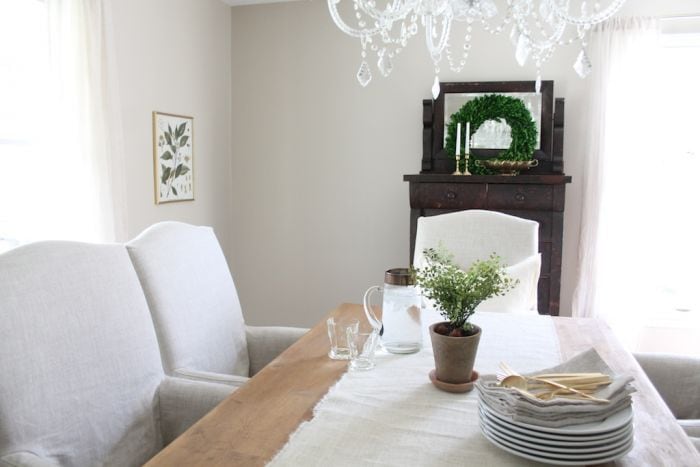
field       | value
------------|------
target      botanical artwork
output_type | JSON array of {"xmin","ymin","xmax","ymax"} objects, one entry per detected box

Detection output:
[{"xmin": 153, "ymin": 112, "xmax": 193, "ymax": 203}]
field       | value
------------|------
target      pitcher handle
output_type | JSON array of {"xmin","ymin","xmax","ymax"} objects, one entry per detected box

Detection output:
[{"xmin": 362, "ymin": 285, "xmax": 383, "ymax": 332}]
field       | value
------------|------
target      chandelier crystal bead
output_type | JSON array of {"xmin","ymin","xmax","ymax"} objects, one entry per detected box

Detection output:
[
  {"xmin": 573, "ymin": 47, "xmax": 592, "ymax": 78},
  {"xmin": 328, "ymin": 0, "xmax": 626, "ymax": 96},
  {"xmin": 357, "ymin": 60, "xmax": 372, "ymax": 86}
]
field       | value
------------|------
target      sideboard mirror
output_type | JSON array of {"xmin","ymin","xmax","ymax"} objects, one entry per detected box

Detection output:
[{"xmin": 422, "ymin": 81, "xmax": 563, "ymax": 174}]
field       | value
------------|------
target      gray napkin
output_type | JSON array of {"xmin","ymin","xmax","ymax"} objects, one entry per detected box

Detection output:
[{"xmin": 476, "ymin": 348, "xmax": 636, "ymax": 428}]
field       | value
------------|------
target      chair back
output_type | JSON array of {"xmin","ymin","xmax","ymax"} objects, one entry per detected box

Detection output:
[
  {"xmin": 414, "ymin": 210, "xmax": 540, "ymax": 313},
  {"xmin": 0, "ymin": 242, "xmax": 163, "ymax": 465},
  {"xmin": 127, "ymin": 222, "xmax": 250, "ymax": 377},
  {"xmin": 414, "ymin": 210, "xmax": 538, "ymax": 269},
  {"xmin": 635, "ymin": 352, "xmax": 700, "ymax": 420}
]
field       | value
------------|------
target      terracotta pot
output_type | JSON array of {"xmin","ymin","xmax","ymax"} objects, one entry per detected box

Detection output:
[{"xmin": 429, "ymin": 322, "xmax": 481, "ymax": 384}]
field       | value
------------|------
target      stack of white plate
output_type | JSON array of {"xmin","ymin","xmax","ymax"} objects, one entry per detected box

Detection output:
[{"xmin": 478, "ymin": 397, "xmax": 634, "ymax": 466}]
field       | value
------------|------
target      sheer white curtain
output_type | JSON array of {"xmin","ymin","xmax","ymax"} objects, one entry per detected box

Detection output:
[
  {"xmin": 0, "ymin": 0, "xmax": 126, "ymax": 246},
  {"xmin": 572, "ymin": 18, "xmax": 661, "ymax": 321}
]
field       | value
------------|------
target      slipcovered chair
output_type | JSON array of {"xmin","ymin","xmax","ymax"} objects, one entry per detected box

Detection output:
[
  {"xmin": 413, "ymin": 210, "xmax": 541, "ymax": 313},
  {"xmin": 0, "ymin": 242, "xmax": 233, "ymax": 466},
  {"xmin": 126, "ymin": 222, "xmax": 307, "ymax": 387},
  {"xmin": 635, "ymin": 353, "xmax": 700, "ymax": 451}
]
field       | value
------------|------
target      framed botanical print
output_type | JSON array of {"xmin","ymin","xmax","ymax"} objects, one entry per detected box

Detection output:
[{"xmin": 153, "ymin": 111, "xmax": 194, "ymax": 203}]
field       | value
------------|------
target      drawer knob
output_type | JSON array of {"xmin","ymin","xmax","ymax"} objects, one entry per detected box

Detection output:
[
  {"xmin": 446, "ymin": 191, "xmax": 457, "ymax": 200},
  {"xmin": 515, "ymin": 192, "xmax": 526, "ymax": 202}
]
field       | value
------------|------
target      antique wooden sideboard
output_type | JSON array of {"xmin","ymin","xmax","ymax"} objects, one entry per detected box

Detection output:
[{"xmin": 404, "ymin": 81, "xmax": 571, "ymax": 316}]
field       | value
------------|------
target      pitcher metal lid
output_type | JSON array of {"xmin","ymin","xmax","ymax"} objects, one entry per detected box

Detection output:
[{"xmin": 385, "ymin": 268, "xmax": 415, "ymax": 286}]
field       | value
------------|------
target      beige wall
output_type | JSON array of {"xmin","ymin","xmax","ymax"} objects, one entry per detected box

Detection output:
[
  {"xmin": 110, "ymin": 0, "xmax": 233, "ymax": 253},
  {"xmin": 229, "ymin": 0, "xmax": 699, "ymax": 327}
]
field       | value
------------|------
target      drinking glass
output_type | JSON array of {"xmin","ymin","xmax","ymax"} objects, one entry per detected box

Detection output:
[
  {"xmin": 327, "ymin": 316, "xmax": 359, "ymax": 360},
  {"xmin": 347, "ymin": 328, "xmax": 379, "ymax": 371}
]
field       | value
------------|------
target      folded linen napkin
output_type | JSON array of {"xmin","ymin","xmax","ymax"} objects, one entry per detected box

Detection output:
[{"xmin": 476, "ymin": 348, "xmax": 636, "ymax": 428}]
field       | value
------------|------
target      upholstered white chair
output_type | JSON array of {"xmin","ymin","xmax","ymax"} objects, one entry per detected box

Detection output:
[
  {"xmin": 126, "ymin": 222, "xmax": 307, "ymax": 387},
  {"xmin": 413, "ymin": 210, "xmax": 541, "ymax": 313},
  {"xmin": 0, "ymin": 242, "xmax": 233, "ymax": 466},
  {"xmin": 635, "ymin": 353, "xmax": 700, "ymax": 451}
]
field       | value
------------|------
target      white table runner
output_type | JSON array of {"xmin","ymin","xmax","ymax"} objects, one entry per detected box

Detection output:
[{"xmin": 269, "ymin": 311, "xmax": 562, "ymax": 466}]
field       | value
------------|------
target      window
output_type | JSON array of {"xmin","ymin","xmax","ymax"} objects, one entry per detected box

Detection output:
[
  {"xmin": 0, "ymin": 0, "xmax": 122, "ymax": 251},
  {"xmin": 0, "ymin": 0, "xmax": 49, "ymax": 251},
  {"xmin": 597, "ymin": 27, "xmax": 700, "ymax": 355}
]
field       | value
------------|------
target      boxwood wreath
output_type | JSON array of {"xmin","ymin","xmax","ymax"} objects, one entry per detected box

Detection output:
[{"xmin": 445, "ymin": 94, "xmax": 538, "ymax": 175}]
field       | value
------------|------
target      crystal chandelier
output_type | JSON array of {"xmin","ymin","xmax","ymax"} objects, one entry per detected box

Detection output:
[{"xmin": 327, "ymin": 0, "xmax": 627, "ymax": 98}]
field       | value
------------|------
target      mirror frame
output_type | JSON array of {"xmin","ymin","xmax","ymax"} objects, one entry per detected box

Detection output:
[{"xmin": 423, "ymin": 81, "xmax": 554, "ymax": 174}]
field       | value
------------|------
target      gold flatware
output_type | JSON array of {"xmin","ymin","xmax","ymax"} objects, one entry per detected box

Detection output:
[{"xmin": 498, "ymin": 362, "xmax": 611, "ymax": 403}]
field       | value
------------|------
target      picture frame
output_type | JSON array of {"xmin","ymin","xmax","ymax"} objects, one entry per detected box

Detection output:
[
  {"xmin": 421, "ymin": 81, "xmax": 557, "ymax": 173},
  {"xmin": 436, "ymin": 81, "xmax": 553, "ymax": 159},
  {"xmin": 153, "ymin": 111, "xmax": 194, "ymax": 204}
]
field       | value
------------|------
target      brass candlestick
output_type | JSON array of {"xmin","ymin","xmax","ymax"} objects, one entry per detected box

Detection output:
[
  {"xmin": 453, "ymin": 153, "xmax": 461, "ymax": 175},
  {"xmin": 462, "ymin": 152, "xmax": 471, "ymax": 175}
]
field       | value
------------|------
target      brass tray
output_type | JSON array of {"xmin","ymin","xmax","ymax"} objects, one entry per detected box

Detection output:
[{"xmin": 479, "ymin": 159, "xmax": 538, "ymax": 176}]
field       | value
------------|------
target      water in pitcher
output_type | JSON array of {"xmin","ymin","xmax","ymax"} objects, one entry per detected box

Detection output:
[{"xmin": 381, "ymin": 283, "xmax": 422, "ymax": 353}]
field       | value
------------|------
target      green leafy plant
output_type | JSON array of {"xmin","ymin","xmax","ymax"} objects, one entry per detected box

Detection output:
[{"xmin": 414, "ymin": 246, "xmax": 516, "ymax": 336}]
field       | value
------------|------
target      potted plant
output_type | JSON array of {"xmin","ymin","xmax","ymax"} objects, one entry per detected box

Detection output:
[{"xmin": 414, "ymin": 247, "xmax": 515, "ymax": 386}]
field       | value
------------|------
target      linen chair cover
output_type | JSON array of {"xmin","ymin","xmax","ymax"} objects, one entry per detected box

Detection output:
[
  {"xmin": 413, "ymin": 210, "xmax": 540, "ymax": 313},
  {"xmin": 0, "ymin": 242, "xmax": 232, "ymax": 466},
  {"xmin": 127, "ymin": 222, "xmax": 306, "ymax": 386},
  {"xmin": 635, "ymin": 353, "xmax": 700, "ymax": 451}
]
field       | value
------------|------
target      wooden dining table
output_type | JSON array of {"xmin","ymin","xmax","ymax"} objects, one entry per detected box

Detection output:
[{"xmin": 146, "ymin": 303, "xmax": 700, "ymax": 467}]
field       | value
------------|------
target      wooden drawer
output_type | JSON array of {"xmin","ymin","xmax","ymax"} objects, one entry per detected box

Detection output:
[
  {"xmin": 410, "ymin": 183, "xmax": 487, "ymax": 210},
  {"xmin": 487, "ymin": 185, "xmax": 554, "ymax": 211}
]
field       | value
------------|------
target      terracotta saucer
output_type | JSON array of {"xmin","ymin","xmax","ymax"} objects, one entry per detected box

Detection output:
[{"xmin": 429, "ymin": 369, "xmax": 479, "ymax": 393}]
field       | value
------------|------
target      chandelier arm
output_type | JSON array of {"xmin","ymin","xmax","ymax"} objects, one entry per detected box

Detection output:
[
  {"xmin": 511, "ymin": 5, "xmax": 569, "ymax": 54},
  {"xmin": 424, "ymin": 13, "xmax": 452, "ymax": 59},
  {"xmin": 546, "ymin": 0, "xmax": 627, "ymax": 26},
  {"xmin": 355, "ymin": 0, "xmax": 418, "ymax": 23},
  {"xmin": 327, "ymin": 0, "xmax": 382, "ymax": 38},
  {"xmin": 523, "ymin": 20, "xmax": 567, "ymax": 51}
]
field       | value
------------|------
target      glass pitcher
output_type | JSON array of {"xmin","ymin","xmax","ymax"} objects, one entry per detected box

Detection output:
[{"xmin": 363, "ymin": 268, "xmax": 422, "ymax": 354}]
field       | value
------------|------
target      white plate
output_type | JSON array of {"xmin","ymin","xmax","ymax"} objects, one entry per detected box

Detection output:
[
  {"xmin": 479, "ymin": 405, "xmax": 634, "ymax": 445},
  {"xmin": 480, "ymin": 421, "xmax": 634, "ymax": 466},
  {"xmin": 480, "ymin": 407, "xmax": 633, "ymax": 447},
  {"xmin": 481, "ymin": 421, "xmax": 633, "ymax": 460},
  {"xmin": 479, "ymin": 397, "xmax": 633, "ymax": 436},
  {"xmin": 480, "ymin": 410, "xmax": 633, "ymax": 454}
]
